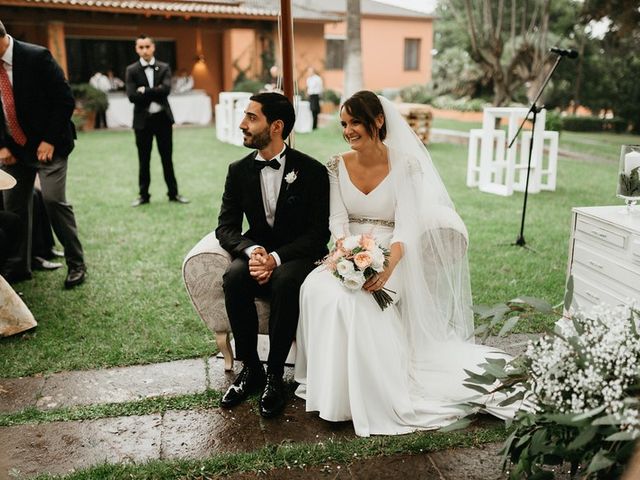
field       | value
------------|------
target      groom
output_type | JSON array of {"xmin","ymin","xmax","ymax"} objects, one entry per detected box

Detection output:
[{"xmin": 216, "ymin": 92, "xmax": 329, "ymax": 417}]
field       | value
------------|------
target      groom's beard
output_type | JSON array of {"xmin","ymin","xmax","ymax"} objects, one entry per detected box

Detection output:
[{"xmin": 242, "ymin": 126, "xmax": 271, "ymax": 150}]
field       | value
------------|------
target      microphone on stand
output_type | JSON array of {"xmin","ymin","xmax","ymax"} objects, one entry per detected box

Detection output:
[{"xmin": 550, "ymin": 47, "xmax": 579, "ymax": 59}]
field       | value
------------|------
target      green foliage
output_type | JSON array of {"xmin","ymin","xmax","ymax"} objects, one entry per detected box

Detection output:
[
  {"xmin": 431, "ymin": 46, "xmax": 483, "ymax": 98},
  {"xmin": 432, "ymin": 95, "xmax": 487, "ymax": 112},
  {"xmin": 398, "ymin": 84, "xmax": 435, "ymax": 104},
  {"xmin": 545, "ymin": 111, "xmax": 564, "ymax": 133},
  {"xmin": 322, "ymin": 88, "xmax": 341, "ymax": 106},
  {"xmin": 70, "ymin": 83, "xmax": 108, "ymax": 112},
  {"xmin": 618, "ymin": 166, "xmax": 640, "ymax": 196},
  {"xmin": 232, "ymin": 78, "xmax": 264, "ymax": 94},
  {"xmin": 467, "ymin": 290, "xmax": 640, "ymax": 479},
  {"xmin": 562, "ymin": 116, "xmax": 628, "ymax": 133}
]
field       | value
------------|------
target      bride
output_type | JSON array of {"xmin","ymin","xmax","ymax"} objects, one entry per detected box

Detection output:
[{"xmin": 294, "ymin": 91, "xmax": 516, "ymax": 437}]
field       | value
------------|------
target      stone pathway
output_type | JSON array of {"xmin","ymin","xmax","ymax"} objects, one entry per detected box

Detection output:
[{"xmin": 0, "ymin": 334, "xmax": 536, "ymax": 479}]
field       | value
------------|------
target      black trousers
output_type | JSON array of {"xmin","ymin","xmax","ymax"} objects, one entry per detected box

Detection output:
[
  {"xmin": 2, "ymin": 155, "xmax": 84, "ymax": 275},
  {"xmin": 134, "ymin": 111, "xmax": 178, "ymax": 200},
  {"xmin": 0, "ymin": 210, "xmax": 20, "ymax": 269},
  {"xmin": 309, "ymin": 94, "xmax": 320, "ymax": 130},
  {"xmin": 222, "ymin": 256, "xmax": 316, "ymax": 376}
]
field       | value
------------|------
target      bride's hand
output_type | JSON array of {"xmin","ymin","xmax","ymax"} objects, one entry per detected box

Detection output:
[{"xmin": 363, "ymin": 268, "xmax": 392, "ymax": 292}]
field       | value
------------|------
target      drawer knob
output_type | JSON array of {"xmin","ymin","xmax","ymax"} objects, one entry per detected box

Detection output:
[
  {"xmin": 588, "ymin": 260, "xmax": 604, "ymax": 269},
  {"xmin": 585, "ymin": 290, "xmax": 600, "ymax": 301}
]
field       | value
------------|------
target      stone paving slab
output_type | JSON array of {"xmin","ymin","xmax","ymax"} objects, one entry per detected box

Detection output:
[
  {"xmin": 0, "ymin": 376, "xmax": 45, "ymax": 414},
  {"xmin": 0, "ymin": 414, "xmax": 162, "ymax": 479},
  {"xmin": 0, "ymin": 334, "xmax": 536, "ymax": 416},
  {"xmin": 35, "ymin": 358, "xmax": 207, "ymax": 410}
]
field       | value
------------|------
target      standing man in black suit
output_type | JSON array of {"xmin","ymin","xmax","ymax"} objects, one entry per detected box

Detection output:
[
  {"xmin": 216, "ymin": 92, "xmax": 329, "ymax": 418},
  {"xmin": 0, "ymin": 21, "xmax": 86, "ymax": 288},
  {"xmin": 125, "ymin": 35, "xmax": 188, "ymax": 207}
]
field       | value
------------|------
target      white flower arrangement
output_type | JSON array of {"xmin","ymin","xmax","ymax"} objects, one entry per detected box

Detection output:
[{"xmin": 526, "ymin": 302, "xmax": 640, "ymax": 433}]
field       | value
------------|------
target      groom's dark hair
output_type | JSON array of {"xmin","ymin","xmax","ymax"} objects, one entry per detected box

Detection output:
[{"xmin": 250, "ymin": 92, "xmax": 296, "ymax": 140}]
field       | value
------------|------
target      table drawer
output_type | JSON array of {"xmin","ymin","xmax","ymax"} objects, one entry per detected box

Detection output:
[
  {"xmin": 573, "ymin": 242, "xmax": 640, "ymax": 288},
  {"xmin": 575, "ymin": 216, "xmax": 627, "ymax": 250},
  {"xmin": 571, "ymin": 273, "xmax": 630, "ymax": 312}
]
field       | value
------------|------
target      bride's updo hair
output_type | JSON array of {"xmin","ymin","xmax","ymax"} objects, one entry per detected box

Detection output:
[{"xmin": 341, "ymin": 90, "xmax": 387, "ymax": 141}]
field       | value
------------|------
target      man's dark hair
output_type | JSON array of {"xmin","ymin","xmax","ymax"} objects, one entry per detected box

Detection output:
[
  {"xmin": 341, "ymin": 90, "xmax": 387, "ymax": 141},
  {"xmin": 0, "ymin": 21, "xmax": 6, "ymax": 37},
  {"xmin": 137, "ymin": 34, "xmax": 154, "ymax": 44},
  {"xmin": 249, "ymin": 92, "xmax": 296, "ymax": 140}
]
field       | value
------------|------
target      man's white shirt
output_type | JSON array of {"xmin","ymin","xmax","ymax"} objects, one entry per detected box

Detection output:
[
  {"xmin": 139, "ymin": 58, "xmax": 162, "ymax": 114},
  {"xmin": 244, "ymin": 145, "xmax": 287, "ymax": 266}
]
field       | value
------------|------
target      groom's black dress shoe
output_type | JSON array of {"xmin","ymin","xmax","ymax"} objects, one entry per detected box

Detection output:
[
  {"xmin": 220, "ymin": 365, "xmax": 266, "ymax": 408},
  {"xmin": 259, "ymin": 373, "xmax": 286, "ymax": 418},
  {"xmin": 64, "ymin": 265, "xmax": 86, "ymax": 289}
]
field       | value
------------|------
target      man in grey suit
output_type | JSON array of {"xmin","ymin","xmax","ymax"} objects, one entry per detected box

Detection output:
[
  {"xmin": 0, "ymin": 20, "xmax": 86, "ymax": 288},
  {"xmin": 125, "ymin": 35, "xmax": 189, "ymax": 207}
]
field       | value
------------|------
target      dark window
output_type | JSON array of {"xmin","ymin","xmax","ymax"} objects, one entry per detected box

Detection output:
[
  {"xmin": 65, "ymin": 38, "xmax": 177, "ymax": 84},
  {"xmin": 404, "ymin": 38, "xmax": 420, "ymax": 71},
  {"xmin": 326, "ymin": 38, "xmax": 345, "ymax": 70}
]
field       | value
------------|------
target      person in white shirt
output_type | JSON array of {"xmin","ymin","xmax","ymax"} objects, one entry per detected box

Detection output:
[
  {"xmin": 173, "ymin": 69, "xmax": 194, "ymax": 94},
  {"xmin": 89, "ymin": 71, "xmax": 111, "ymax": 128},
  {"xmin": 305, "ymin": 67, "xmax": 323, "ymax": 130}
]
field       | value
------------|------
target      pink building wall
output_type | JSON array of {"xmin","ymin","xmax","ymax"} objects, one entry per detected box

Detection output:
[{"xmin": 323, "ymin": 15, "xmax": 433, "ymax": 95}]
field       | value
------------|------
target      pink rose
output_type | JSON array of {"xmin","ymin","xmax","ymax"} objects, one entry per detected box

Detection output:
[
  {"xmin": 353, "ymin": 251, "xmax": 372, "ymax": 270},
  {"xmin": 360, "ymin": 235, "xmax": 376, "ymax": 251}
]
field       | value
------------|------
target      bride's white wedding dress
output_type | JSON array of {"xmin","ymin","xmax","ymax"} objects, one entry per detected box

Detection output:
[{"xmin": 294, "ymin": 153, "xmax": 516, "ymax": 437}]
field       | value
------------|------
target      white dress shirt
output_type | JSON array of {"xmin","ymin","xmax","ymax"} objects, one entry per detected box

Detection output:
[
  {"xmin": 306, "ymin": 74, "xmax": 323, "ymax": 95},
  {"xmin": 244, "ymin": 145, "xmax": 287, "ymax": 266},
  {"xmin": 139, "ymin": 58, "xmax": 162, "ymax": 114}
]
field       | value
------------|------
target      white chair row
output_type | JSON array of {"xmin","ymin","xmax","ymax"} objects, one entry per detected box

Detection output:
[
  {"xmin": 214, "ymin": 92, "xmax": 314, "ymax": 146},
  {"xmin": 466, "ymin": 107, "xmax": 558, "ymax": 196}
]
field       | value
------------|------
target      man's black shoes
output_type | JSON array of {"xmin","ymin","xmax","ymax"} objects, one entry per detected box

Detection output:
[
  {"xmin": 220, "ymin": 365, "xmax": 266, "ymax": 408},
  {"xmin": 131, "ymin": 197, "xmax": 150, "ymax": 207},
  {"xmin": 259, "ymin": 373, "xmax": 286, "ymax": 418},
  {"xmin": 169, "ymin": 195, "xmax": 190, "ymax": 204},
  {"xmin": 64, "ymin": 265, "xmax": 86, "ymax": 289}
]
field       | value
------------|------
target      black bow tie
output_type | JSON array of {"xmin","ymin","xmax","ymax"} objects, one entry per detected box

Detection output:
[
  {"xmin": 254, "ymin": 158, "xmax": 281, "ymax": 171},
  {"xmin": 144, "ymin": 64, "xmax": 155, "ymax": 69}
]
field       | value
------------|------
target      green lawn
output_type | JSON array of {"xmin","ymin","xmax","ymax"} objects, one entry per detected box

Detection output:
[{"xmin": 0, "ymin": 122, "xmax": 635, "ymax": 378}]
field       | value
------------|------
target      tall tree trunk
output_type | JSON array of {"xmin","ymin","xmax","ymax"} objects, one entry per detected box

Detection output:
[{"xmin": 344, "ymin": 0, "xmax": 363, "ymax": 98}]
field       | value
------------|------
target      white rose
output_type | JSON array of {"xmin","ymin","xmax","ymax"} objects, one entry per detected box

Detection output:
[
  {"xmin": 341, "ymin": 235, "xmax": 361, "ymax": 252},
  {"xmin": 285, "ymin": 171, "xmax": 297, "ymax": 184},
  {"xmin": 370, "ymin": 249, "xmax": 385, "ymax": 271},
  {"xmin": 336, "ymin": 259, "xmax": 355, "ymax": 276},
  {"xmin": 343, "ymin": 271, "xmax": 366, "ymax": 290}
]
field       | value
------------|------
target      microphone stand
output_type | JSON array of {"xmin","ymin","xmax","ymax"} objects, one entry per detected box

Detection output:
[{"xmin": 509, "ymin": 53, "xmax": 565, "ymax": 248}]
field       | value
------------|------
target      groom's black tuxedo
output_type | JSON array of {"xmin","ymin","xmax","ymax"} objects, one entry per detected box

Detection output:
[{"xmin": 216, "ymin": 146, "xmax": 329, "ymax": 374}]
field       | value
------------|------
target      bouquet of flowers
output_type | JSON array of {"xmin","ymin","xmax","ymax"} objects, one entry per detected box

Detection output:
[{"xmin": 322, "ymin": 234, "xmax": 394, "ymax": 310}]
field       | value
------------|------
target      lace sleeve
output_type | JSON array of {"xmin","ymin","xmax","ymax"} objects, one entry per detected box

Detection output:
[{"xmin": 326, "ymin": 155, "xmax": 350, "ymax": 241}]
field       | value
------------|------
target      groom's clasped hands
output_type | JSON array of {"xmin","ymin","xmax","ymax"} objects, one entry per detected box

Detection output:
[{"xmin": 248, "ymin": 247, "xmax": 276, "ymax": 285}]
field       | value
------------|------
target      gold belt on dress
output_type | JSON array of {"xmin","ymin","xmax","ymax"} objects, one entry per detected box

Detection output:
[{"xmin": 348, "ymin": 216, "xmax": 395, "ymax": 228}]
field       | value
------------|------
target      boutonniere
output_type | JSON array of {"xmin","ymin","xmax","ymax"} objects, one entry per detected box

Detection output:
[{"xmin": 285, "ymin": 170, "xmax": 298, "ymax": 190}]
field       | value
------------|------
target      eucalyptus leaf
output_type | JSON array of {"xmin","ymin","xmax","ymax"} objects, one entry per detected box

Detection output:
[
  {"xmin": 605, "ymin": 430, "xmax": 640, "ymax": 441},
  {"xmin": 567, "ymin": 426, "xmax": 597, "ymax": 450},
  {"xmin": 498, "ymin": 315, "xmax": 520, "ymax": 337},
  {"xmin": 572, "ymin": 405, "xmax": 606, "ymax": 421},
  {"xmin": 564, "ymin": 275, "xmax": 574, "ymax": 311},
  {"xmin": 586, "ymin": 450, "xmax": 615, "ymax": 473},
  {"xmin": 498, "ymin": 391, "xmax": 525, "ymax": 407},
  {"xmin": 517, "ymin": 296, "xmax": 554, "ymax": 314},
  {"xmin": 462, "ymin": 383, "xmax": 491, "ymax": 395},
  {"xmin": 463, "ymin": 369, "xmax": 497, "ymax": 385},
  {"xmin": 438, "ymin": 417, "xmax": 472, "ymax": 432},
  {"xmin": 530, "ymin": 429, "xmax": 548, "ymax": 455},
  {"xmin": 592, "ymin": 414, "xmax": 623, "ymax": 426}
]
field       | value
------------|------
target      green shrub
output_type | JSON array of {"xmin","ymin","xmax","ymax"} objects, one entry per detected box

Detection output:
[
  {"xmin": 70, "ymin": 83, "xmax": 108, "ymax": 112},
  {"xmin": 545, "ymin": 110, "xmax": 563, "ymax": 132},
  {"xmin": 232, "ymin": 78, "xmax": 264, "ymax": 94},
  {"xmin": 562, "ymin": 116, "xmax": 604, "ymax": 132},
  {"xmin": 605, "ymin": 117, "xmax": 628, "ymax": 133},
  {"xmin": 322, "ymin": 89, "xmax": 341, "ymax": 106},
  {"xmin": 399, "ymin": 84, "xmax": 434, "ymax": 104},
  {"xmin": 432, "ymin": 95, "xmax": 487, "ymax": 112}
]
